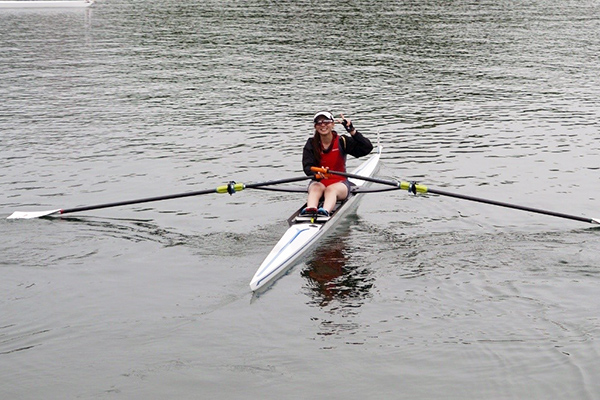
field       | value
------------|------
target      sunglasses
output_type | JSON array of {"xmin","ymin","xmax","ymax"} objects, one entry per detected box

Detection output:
[{"xmin": 314, "ymin": 119, "xmax": 333, "ymax": 126}]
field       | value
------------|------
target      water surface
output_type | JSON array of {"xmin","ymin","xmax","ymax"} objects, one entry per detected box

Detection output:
[{"xmin": 1, "ymin": 0, "xmax": 600, "ymax": 398}]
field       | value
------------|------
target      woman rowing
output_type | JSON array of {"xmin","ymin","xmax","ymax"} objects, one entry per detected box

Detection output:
[{"xmin": 301, "ymin": 111, "xmax": 373, "ymax": 217}]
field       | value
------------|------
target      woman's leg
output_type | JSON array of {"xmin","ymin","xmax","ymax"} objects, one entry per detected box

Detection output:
[
  {"xmin": 322, "ymin": 182, "xmax": 349, "ymax": 212},
  {"xmin": 307, "ymin": 182, "xmax": 325, "ymax": 209}
]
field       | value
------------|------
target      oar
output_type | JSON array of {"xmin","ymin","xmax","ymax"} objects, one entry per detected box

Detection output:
[
  {"xmin": 311, "ymin": 167, "xmax": 600, "ymax": 225},
  {"xmin": 7, "ymin": 175, "xmax": 313, "ymax": 219}
]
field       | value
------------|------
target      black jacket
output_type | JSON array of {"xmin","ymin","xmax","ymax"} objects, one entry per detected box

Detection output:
[{"xmin": 302, "ymin": 130, "xmax": 373, "ymax": 176}]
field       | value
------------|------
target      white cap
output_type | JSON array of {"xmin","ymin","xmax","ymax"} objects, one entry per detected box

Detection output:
[{"xmin": 313, "ymin": 111, "xmax": 334, "ymax": 123}]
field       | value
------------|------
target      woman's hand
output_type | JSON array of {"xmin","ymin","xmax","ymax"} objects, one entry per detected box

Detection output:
[{"xmin": 337, "ymin": 113, "xmax": 356, "ymax": 135}]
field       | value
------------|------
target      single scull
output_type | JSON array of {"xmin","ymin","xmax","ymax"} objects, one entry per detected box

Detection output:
[{"xmin": 249, "ymin": 146, "xmax": 382, "ymax": 292}]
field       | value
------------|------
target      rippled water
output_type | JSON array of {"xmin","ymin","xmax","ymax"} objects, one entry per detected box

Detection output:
[{"xmin": 1, "ymin": 0, "xmax": 600, "ymax": 398}]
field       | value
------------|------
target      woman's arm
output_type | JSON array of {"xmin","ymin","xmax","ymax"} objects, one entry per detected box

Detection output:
[
  {"xmin": 342, "ymin": 130, "xmax": 373, "ymax": 157},
  {"xmin": 302, "ymin": 138, "xmax": 317, "ymax": 176},
  {"xmin": 337, "ymin": 114, "xmax": 373, "ymax": 157}
]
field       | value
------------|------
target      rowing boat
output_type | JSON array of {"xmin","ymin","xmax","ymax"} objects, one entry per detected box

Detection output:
[
  {"xmin": 0, "ymin": 0, "xmax": 93, "ymax": 8},
  {"xmin": 249, "ymin": 146, "xmax": 382, "ymax": 292}
]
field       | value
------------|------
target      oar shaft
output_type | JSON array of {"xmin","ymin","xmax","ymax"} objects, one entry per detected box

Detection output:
[
  {"xmin": 60, "ymin": 187, "xmax": 219, "ymax": 215},
  {"xmin": 311, "ymin": 167, "xmax": 399, "ymax": 187},
  {"xmin": 54, "ymin": 176, "xmax": 313, "ymax": 216},
  {"xmin": 244, "ymin": 175, "xmax": 312, "ymax": 189},
  {"xmin": 311, "ymin": 167, "xmax": 598, "ymax": 225},
  {"xmin": 426, "ymin": 187, "xmax": 595, "ymax": 224}
]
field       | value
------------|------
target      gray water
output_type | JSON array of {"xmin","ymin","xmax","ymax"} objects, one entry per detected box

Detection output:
[{"xmin": 2, "ymin": 0, "xmax": 600, "ymax": 398}]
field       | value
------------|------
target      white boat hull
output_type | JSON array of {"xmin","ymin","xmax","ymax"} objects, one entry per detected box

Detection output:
[
  {"xmin": 0, "ymin": 1, "xmax": 93, "ymax": 8},
  {"xmin": 249, "ymin": 147, "xmax": 382, "ymax": 292}
]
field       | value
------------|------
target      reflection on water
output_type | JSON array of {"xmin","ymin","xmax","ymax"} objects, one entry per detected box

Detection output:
[{"xmin": 301, "ymin": 234, "xmax": 374, "ymax": 309}]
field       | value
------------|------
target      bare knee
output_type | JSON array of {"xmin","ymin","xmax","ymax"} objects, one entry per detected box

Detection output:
[
  {"xmin": 309, "ymin": 182, "xmax": 325, "ymax": 198},
  {"xmin": 325, "ymin": 183, "xmax": 348, "ymax": 201}
]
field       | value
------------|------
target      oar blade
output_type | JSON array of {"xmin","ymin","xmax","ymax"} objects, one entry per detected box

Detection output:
[{"xmin": 7, "ymin": 209, "xmax": 62, "ymax": 219}]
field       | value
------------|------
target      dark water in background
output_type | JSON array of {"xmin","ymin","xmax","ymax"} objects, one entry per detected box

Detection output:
[{"xmin": 1, "ymin": 0, "xmax": 600, "ymax": 398}]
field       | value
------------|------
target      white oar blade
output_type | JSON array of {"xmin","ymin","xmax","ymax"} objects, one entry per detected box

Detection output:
[
  {"xmin": 592, "ymin": 218, "xmax": 600, "ymax": 224},
  {"xmin": 7, "ymin": 209, "xmax": 62, "ymax": 219}
]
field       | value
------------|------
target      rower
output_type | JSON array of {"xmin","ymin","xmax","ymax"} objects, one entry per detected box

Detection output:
[{"xmin": 300, "ymin": 111, "xmax": 373, "ymax": 217}]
